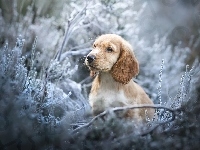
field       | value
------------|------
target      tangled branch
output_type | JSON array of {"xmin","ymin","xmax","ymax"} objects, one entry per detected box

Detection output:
[
  {"xmin": 72, "ymin": 104, "xmax": 180, "ymax": 134},
  {"xmin": 55, "ymin": 3, "xmax": 88, "ymax": 61}
]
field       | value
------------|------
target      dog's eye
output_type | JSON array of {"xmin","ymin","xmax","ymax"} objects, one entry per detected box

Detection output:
[
  {"xmin": 93, "ymin": 44, "xmax": 96, "ymax": 48},
  {"xmin": 106, "ymin": 47, "xmax": 113, "ymax": 52}
]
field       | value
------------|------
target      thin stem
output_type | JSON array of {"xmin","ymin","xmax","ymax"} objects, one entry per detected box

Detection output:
[
  {"xmin": 72, "ymin": 104, "xmax": 178, "ymax": 134},
  {"xmin": 56, "ymin": 4, "xmax": 87, "ymax": 61}
]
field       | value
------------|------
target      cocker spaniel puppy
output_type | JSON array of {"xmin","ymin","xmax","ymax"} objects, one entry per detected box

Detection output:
[{"xmin": 85, "ymin": 34, "xmax": 154, "ymax": 123}]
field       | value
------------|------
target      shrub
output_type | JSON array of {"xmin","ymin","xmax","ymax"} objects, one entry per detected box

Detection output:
[{"xmin": 0, "ymin": 0, "xmax": 200, "ymax": 149}]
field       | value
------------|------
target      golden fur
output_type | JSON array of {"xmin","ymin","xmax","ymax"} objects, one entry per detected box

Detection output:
[{"xmin": 85, "ymin": 34, "xmax": 154, "ymax": 123}]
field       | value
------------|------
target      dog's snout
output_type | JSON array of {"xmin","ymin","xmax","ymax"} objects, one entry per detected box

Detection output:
[{"xmin": 86, "ymin": 55, "xmax": 96, "ymax": 64}]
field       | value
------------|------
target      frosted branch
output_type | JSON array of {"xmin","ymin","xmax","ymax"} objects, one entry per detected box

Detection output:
[
  {"xmin": 72, "ymin": 104, "xmax": 179, "ymax": 134},
  {"xmin": 56, "ymin": 4, "xmax": 88, "ymax": 61},
  {"xmin": 60, "ymin": 48, "xmax": 91, "ymax": 61}
]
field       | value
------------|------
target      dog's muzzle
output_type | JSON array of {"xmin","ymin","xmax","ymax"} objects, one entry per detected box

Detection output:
[{"xmin": 86, "ymin": 55, "xmax": 96, "ymax": 64}]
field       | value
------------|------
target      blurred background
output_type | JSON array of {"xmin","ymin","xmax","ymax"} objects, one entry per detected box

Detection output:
[
  {"xmin": 0, "ymin": 0, "xmax": 199, "ymax": 99},
  {"xmin": 0, "ymin": 0, "xmax": 200, "ymax": 149}
]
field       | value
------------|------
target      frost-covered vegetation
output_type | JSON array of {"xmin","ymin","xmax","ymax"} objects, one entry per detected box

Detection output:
[{"xmin": 0, "ymin": 0, "xmax": 200, "ymax": 149}]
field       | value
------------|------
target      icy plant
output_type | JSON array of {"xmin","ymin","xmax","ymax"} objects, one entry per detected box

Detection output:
[
  {"xmin": 0, "ymin": 36, "xmax": 90, "ymax": 149},
  {"xmin": 133, "ymin": 36, "xmax": 191, "ymax": 103},
  {"xmin": 0, "ymin": 0, "xmax": 200, "ymax": 149},
  {"xmin": 68, "ymin": 57, "xmax": 200, "ymax": 150}
]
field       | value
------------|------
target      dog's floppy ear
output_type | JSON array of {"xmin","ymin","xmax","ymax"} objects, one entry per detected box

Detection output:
[{"xmin": 111, "ymin": 40, "xmax": 139, "ymax": 84}]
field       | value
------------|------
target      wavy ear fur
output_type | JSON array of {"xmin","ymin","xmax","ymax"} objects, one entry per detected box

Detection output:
[{"xmin": 111, "ymin": 41, "xmax": 139, "ymax": 84}]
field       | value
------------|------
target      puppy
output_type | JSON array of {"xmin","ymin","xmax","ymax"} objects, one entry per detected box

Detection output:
[{"xmin": 85, "ymin": 34, "xmax": 155, "ymax": 123}]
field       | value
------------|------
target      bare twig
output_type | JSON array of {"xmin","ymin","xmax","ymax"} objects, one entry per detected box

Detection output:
[
  {"xmin": 56, "ymin": 4, "xmax": 88, "ymax": 61},
  {"xmin": 72, "ymin": 109, "xmax": 108, "ymax": 134},
  {"xmin": 113, "ymin": 112, "xmax": 176, "ymax": 143},
  {"xmin": 111, "ymin": 104, "xmax": 175, "ymax": 113},
  {"xmin": 60, "ymin": 48, "xmax": 91, "ymax": 61},
  {"xmin": 79, "ymin": 76, "xmax": 91, "ymax": 84},
  {"xmin": 113, "ymin": 107, "xmax": 178, "ymax": 143},
  {"xmin": 72, "ymin": 104, "xmax": 179, "ymax": 134}
]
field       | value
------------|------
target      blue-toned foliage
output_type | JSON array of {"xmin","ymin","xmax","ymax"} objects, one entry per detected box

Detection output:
[
  {"xmin": 0, "ymin": 0, "xmax": 200, "ymax": 149},
  {"xmin": 0, "ymin": 36, "xmax": 90, "ymax": 149}
]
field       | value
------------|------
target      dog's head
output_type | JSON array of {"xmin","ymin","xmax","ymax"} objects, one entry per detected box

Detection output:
[{"xmin": 85, "ymin": 34, "xmax": 139, "ymax": 84}]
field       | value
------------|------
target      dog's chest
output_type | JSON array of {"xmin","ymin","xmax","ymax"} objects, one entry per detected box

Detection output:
[
  {"xmin": 89, "ymin": 73, "xmax": 131, "ymax": 115},
  {"xmin": 89, "ymin": 82, "xmax": 128, "ymax": 115}
]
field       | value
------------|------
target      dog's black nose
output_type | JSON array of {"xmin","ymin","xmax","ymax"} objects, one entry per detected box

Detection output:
[{"xmin": 87, "ymin": 55, "xmax": 96, "ymax": 64}]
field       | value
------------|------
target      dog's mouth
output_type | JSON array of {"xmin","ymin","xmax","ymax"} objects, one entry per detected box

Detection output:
[
  {"xmin": 85, "ymin": 59, "xmax": 110, "ymax": 72},
  {"xmin": 88, "ymin": 64, "xmax": 99, "ymax": 71},
  {"xmin": 88, "ymin": 64, "xmax": 109, "ymax": 72}
]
